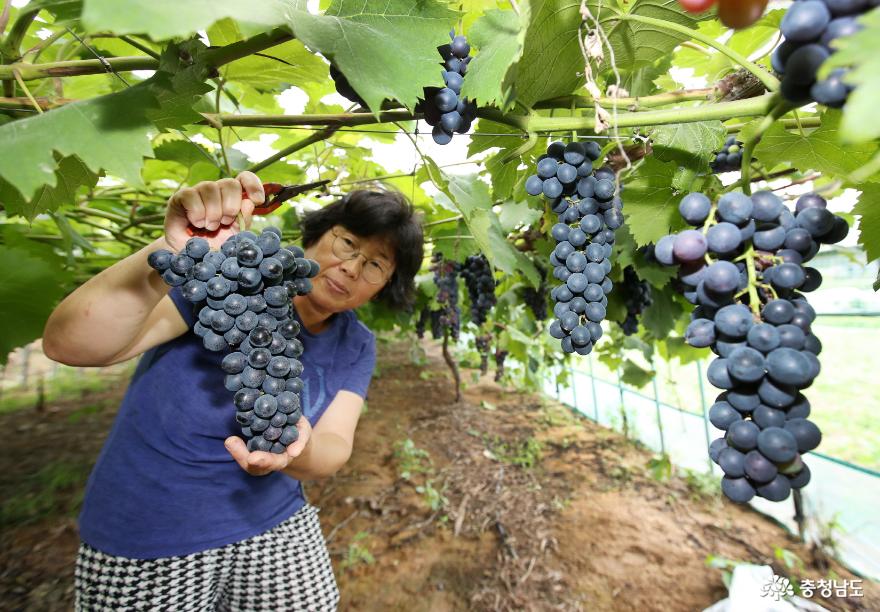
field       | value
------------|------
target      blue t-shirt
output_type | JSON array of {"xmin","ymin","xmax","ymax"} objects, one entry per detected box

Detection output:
[{"xmin": 77, "ymin": 286, "xmax": 376, "ymax": 559}]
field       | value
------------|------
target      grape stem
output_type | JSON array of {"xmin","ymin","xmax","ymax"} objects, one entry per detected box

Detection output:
[
  {"xmin": 743, "ymin": 243, "xmax": 762, "ymax": 318},
  {"xmin": 739, "ymin": 100, "xmax": 792, "ymax": 195},
  {"xmin": 614, "ymin": 14, "xmax": 779, "ymax": 92}
]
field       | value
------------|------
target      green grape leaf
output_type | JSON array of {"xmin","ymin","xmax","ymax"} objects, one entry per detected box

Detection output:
[
  {"xmin": 752, "ymin": 111, "xmax": 878, "ymax": 177},
  {"xmin": 512, "ymin": 0, "xmax": 584, "ymax": 106},
  {"xmin": 289, "ymin": 0, "xmax": 458, "ymax": 112},
  {"xmin": 821, "ymin": 9, "xmax": 880, "ymax": 144},
  {"xmin": 590, "ymin": 0, "xmax": 712, "ymax": 73},
  {"xmin": 620, "ymin": 157, "xmax": 686, "ymax": 247},
  {"xmin": 0, "ymin": 155, "xmax": 98, "ymax": 221},
  {"xmin": 81, "ymin": 0, "xmax": 299, "ymax": 40},
  {"xmin": 0, "ymin": 245, "xmax": 67, "ymax": 364},
  {"xmin": 460, "ymin": 8, "xmax": 528, "ymax": 109},
  {"xmin": 27, "ymin": 0, "xmax": 84, "ymax": 21},
  {"xmin": 486, "ymin": 150, "xmax": 519, "ymax": 200},
  {"xmin": 620, "ymin": 360, "xmax": 655, "ymax": 389},
  {"xmin": 147, "ymin": 40, "xmax": 215, "ymax": 132},
  {"xmin": 499, "ymin": 199, "xmax": 542, "ymax": 234},
  {"xmin": 467, "ymin": 119, "xmax": 523, "ymax": 157},
  {"xmin": 443, "ymin": 174, "xmax": 540, "ymax": 287},
  {"xmin": 651, "ymin": 121, "xmax": 726, "ymax": 171},
  {"xmin": 0, "ymin": 84, "xmax": 155, "ymax": 204},
  {"xmin": 640, "ymin": 285, "xmax": 682, "ymax": 340},
  {"xmin": 219, "ymin": 37, "xmax": 328, "ymax": 89},
  {"xmin": 853, "ymin": 184, "xmax": 880, "ymax": 264}
]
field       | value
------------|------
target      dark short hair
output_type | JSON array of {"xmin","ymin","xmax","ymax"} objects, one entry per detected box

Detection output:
[{"xmin": 300, "ymin": 188, "xmax": 424, "ymax": 311}]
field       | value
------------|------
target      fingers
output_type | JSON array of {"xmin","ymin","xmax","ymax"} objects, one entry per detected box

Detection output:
[
  {"xmin": 196, "ymin": 181, "xmax": 223, "ymax": 231},
  {"xmin": 170, "ymin": 188, "xmax": 206, "ymax": 228},
  {"xmin": 224, "ymin": 436, "xmax": 290, "ymax": 476},
  {"xmin": 236, "ymin": 171, "xmax": 265, "ymax": 205},
  {"xmin": 217, "ymin": 178, "xmax": 243, "ymax": 228},
  {"xmin": 285, "ymin": 417, "xmax": 312, "ymax": 459}
]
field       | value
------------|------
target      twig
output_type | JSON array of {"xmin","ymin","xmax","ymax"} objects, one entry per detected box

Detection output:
[
  {"xmin": 11, "ymin": 69, "xmax": 41, "ymax": 113},
  {"xmin": 325, "ymin": 509, "xmax": 360, "ymax": 545},
  {"xmin": 442, "ymin": 332, "xmax": 462, "ymax": 403},
  {"xmin": 0, "ymin": 0, "xmax": 11, "ymax": 37}
]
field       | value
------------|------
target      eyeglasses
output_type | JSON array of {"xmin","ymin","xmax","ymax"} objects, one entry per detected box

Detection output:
[{"xmin": 330, "ymin": 230, "xmax": 392, "ymax": 285}]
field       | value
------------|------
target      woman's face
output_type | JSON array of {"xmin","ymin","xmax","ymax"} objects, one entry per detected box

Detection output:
[{"xmin": 302, "ymin": 225, "xmax": 396, "ymax": 312}]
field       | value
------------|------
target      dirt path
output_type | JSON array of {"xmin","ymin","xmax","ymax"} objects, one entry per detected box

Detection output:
[{"xmin": 1, "ymin": 340, "xmax": 877, "ymax": 611}]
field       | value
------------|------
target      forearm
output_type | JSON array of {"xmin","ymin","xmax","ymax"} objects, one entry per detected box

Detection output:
[
  {"xmin": 283, "ymin": 432, "xmax": 352, "ymax": 481},
  {"xmin": 42, "ymin": 235, "xmax": 173, "ymax": 365}
]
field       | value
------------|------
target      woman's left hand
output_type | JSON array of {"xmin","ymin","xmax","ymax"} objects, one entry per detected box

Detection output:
[{"xmin": 224, "ymin": 416, "xmax": 313, "ymax": 477}]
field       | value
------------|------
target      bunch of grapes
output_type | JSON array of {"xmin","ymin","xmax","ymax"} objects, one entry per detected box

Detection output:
[
  {"xmin": 460, "ymin": 254, "xmax": 496, "ymax": 326},
  {"xmin": 429, "ymin": 252, "xmax": 461, "ymax": 341},
  {"xmin": 524, "ymin": 140, "xmax": 623, "ymax": 355},
  {"xmin": 522, "ymin": 263, "xmax": 549, "ymax": 321},
  {"xmin": 655, "ymin": 190, "xmax": 849, "ymax": 503},
  {"xmin": 494, "ymin": 348, "xmax": 508, "ymax": 383},
  {"xmin": 475, "ymin": 333, "xmax": 492, "ymax": 375},
  {"xmin": 772, "ymin": 0, "xmax": 875, "ymax": 107},
  {"xmin": 415, "ymin": 306, "xmax": 429, "ymax": 340},
  {"xmin": 329, "ymin": 64, "xmax": 367, "ymax": 108},
  {"xmin": 419, "ymin": 30, "xmax": 476, "ymax": 145},
  {"xmin": 148, "ymin": 229, "xmax": 319, "ymax": 454},
  {"xmin": 617, "ymin": 266, "xmax": 652, "ymax": 336},
  {"xmin": 710, "ymin": 136, "xmax": 745, "ymax": 173}
]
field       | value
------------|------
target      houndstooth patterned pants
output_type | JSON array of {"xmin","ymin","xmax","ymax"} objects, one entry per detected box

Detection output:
[{"xmin": 74, "ymin": 504, "xmax": 339, "ymax": 611}]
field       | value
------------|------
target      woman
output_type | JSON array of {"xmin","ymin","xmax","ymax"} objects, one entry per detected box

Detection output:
[{"xmin": 41, "ymin": 171, "xmax": 424, "ymax": 611}]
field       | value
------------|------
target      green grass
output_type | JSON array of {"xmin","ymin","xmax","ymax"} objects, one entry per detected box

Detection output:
[
  {"xmin": 581, "ymin": 316, "xmax": 880, "ymax": 472},
  {"xmin": 0, "ymin": 362, "xmax": 136, "ymax": 415},
  {"xmin": 0, "ymin": 460, "xmax": 93, "ymax": 528}
]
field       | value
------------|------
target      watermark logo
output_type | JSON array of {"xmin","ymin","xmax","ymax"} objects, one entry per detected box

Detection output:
[
  {"xmin": 762, "ymin": 574, "xmax": 864, "ymax": 600},
  {"xmin": 761, "ymin": 575, "xmax": 794, "ymax": 601}
]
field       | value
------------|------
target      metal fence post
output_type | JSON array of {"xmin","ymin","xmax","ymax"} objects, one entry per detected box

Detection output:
[
  {"xmin": 696, "ymin": 360, "xmax": 714, "ymax": 472},
  {"xmin": 616, "ymin": 366, "xmax": 629, "ymax": 439},
  {"xmin": 588, "ymin": 353, "xmax": 599, "ymax": 422},
  {"xmin": 650, "ymin": 358, "xmax": 666, "ymax": 455},
  {"xmin": 570, "ymin": 365, "xmax": 578, "ymax": 412}
]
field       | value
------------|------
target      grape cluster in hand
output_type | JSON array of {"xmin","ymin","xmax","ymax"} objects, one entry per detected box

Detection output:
[
  {"xmin": 460, "ymin": 254, "xmax": 496, "ymax": 326},
  {"xmin": 710, "ymin": 136, "xmax": 745, "ymax": 174},
  {"xmin": 419, "ymin": 30, "xmax": 476, "ymax": 145},
  {"xmin": 149, "ymin": 229, "xmax": 319, "ymax": 454},
  {"xmin": 617, "ymin": 266, "xmax": 652, "ymax": 336},
  {"xmin": 525, "ymin": 140, "xmax": 623, "ymax": 355},
  {"xmin": 773, "ymin": 0, "xmax": 876, "ymax": 107},
  {"xmin": 656, "ymin": 190, "xmax": 848, "ymax": 503},
  {"xmin": 428, "ymin": 252, "xmax": 461, "ymax": 341}
]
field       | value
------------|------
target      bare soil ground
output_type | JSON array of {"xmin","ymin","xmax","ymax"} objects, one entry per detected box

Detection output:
[{"xmin": 1, "ymin": 340, "xmax": 877, "ymax": 612}]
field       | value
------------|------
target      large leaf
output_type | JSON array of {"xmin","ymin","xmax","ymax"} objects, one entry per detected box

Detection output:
[
  {"xmin": 651, "ymin": 121, "xmax": 726, "ymax": 171},
  {"xmin": 751, "ymin": 110, "xmax": 878, "ymax": 177},
  {"xmin": 289, "ymin": 0, "xmax": 458, "ymax": 112},
  {"xmin": 0, "ymin": 156, "xmax": 98, "ymax": 221},
  {"xmin": 853, "ymin": 184, "xmax": 880, "ymax": 264},
  {"xmin": 148, "ymin": 41, "xmax": 215, "ymax": 132},
  {"xmin": 512, "ymin": 0, "xmax": 584, "ymax": 107},
  {"xmin": 81, "ymin": 0, "xmax": 299, "ymax": 40},
  {"xmin": 0, "ymin": 245, "xmax": 67, "ymax": 365},
  {"xmin": 209, "ymin": 19, "xmax": 328, "ymax": 89},
  {"xmin": 620, "ymin": 156, "xmax": 686, "ymax": 247},
  {"xmin": 821, "ymin": 9, "xmax": 880, "ymax": 144},
  {"xmin": 460, "ymin": 8, "xmax": 528, "ymax": 109},
  {"xmin": 0, "ymin": 84, "xmax": 156, "ymax": 201},
  {"xmin": 590, "ymin": 0, "xmax": 710, "ymax": 73},
  {"xmin": 442, "ymin": 173, "xmax": 540, "ymax": 287}
]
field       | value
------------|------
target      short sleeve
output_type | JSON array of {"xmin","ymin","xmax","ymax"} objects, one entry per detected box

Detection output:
[
  {"xmin": 339, "ymin": 333, "xmax": 376, "ymax": 398},
  {"xmin": 168, "ymin": 286, "xmax": 197, "ymax": 328}
]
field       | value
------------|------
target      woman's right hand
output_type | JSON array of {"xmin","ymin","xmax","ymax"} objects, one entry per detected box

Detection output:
[{"xmin": 164, "ymin": 171, "xmax": 266, "ymax": 252}]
